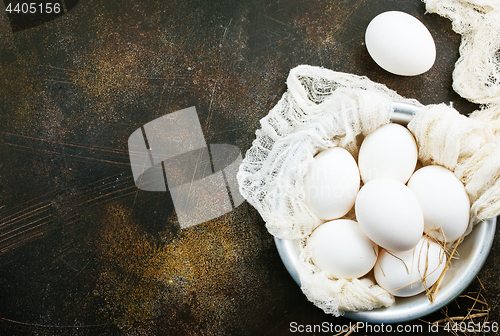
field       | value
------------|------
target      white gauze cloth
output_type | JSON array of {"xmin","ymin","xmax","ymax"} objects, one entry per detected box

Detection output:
[
  {"xmin": 424, "ymin": 0, "xmax": 500, "ymax": 106},
  {"xmin": 237, "ymin": 64, "xmax": 422, "ymax": 314}
]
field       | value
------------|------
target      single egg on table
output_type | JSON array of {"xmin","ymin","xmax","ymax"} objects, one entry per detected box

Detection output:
[
  {"xmin": 303, "ymin": 147, "xmax": 360, "ymax": 221},
  {"xmin": 309, "ymin": 219, "xmax": 378, "ymax": 279},
  {"xmin": 358, "ymin": 123, "xmax": 418, "ymax": 184},
  {"xmin": 374, "ymin": 236, "xmax": 446, "ymax": 297},
  {"xmin": 365, "ymin": 11, "xmax": 436, "ymax": 76},
  {"xmin": 355, "ymin": 178, "xmax": 424, "ymax": 252},
  {"xmin": 407, "ymin": 165, "xmax": 470, "ymax": 243}
]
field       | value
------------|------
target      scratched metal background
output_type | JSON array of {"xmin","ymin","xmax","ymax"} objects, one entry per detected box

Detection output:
[{"xmin": 0, "ymin": 0, "xmax": 499, "ymax": 335}]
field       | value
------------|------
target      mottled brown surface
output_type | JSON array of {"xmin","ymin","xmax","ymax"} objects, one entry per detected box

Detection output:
[{"xmin": 0, "ymin": 0, "xmax": 499, "ymax": 335}]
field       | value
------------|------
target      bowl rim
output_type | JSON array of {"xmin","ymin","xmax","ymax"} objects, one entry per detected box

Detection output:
[{"xmin": 274, "ymin": 102, "xmax": 498, "ymax": 324}]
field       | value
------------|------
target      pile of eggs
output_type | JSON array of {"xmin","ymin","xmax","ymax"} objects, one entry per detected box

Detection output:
[{"xmin": 303, "ymin": 123, "xmax": 470, "ymax": 297}]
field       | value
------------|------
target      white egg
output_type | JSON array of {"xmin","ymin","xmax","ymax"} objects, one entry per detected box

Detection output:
[
  {"xmin": 355, "ymin": 178, "xmax": 424, "ymax": 252},
  {"xmin": 407, "ymin": 165, "xmax": 470, "ymax": 243},
  {"xmin": 374, "ymin": 236, "xmax": 446, "ymax": 297},
  {"xmin": 365, "ymin": 11, "xmax": 436, "ymax": 76},
  {"xmin": 358, "ymin": 123, "xmax": 418, "ymax": 184},
  {"xmin": 309, "ymin": 219, "xmax": 378, "ymax": 279},
  {"xmin": 303, "ymin": 147, "xmax": 360, "ymax": 220}
]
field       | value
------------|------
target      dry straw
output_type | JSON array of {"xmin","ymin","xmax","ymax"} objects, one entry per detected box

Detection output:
[{"xmin": 421, "ymin": 288, "xmax": 491, "ymax": 335}]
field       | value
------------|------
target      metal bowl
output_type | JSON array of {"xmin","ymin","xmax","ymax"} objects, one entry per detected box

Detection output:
[{"xmin": 274, "ymin": 102, "xmax": 497, "ymax": 324}]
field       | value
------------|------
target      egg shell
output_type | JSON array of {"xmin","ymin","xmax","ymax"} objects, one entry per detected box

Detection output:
[
  {"xmin": 309, "ymin": 219, "xmax": 378, "ymax": 279},
  {"xmin": 374, "ymin": 236, "xmax": 446, "ymax": 297},
  {"xmin": 358, "ymin": 123, "xmax": 418, "ymax": 184},
  {"xmin": 365, "ymin": 11, "xmax": 436, "ymax": 76},
  {"xmin": 407, "ymin": 165, "xmax": 470, "ymax": 242},
  {"xmin": 303, "ymin": 147, "xmax": 360, "ymax": 220},
  {"xmin": 355, "ymin": 178, "xmax": 424, "ymax": 252}
]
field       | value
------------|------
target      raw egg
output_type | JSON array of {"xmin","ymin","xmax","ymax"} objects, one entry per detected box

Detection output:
[
  {"xmin": 365, "ymin": 11, "xmax": 436, "ymax": 76},
  {"xmin": 407, "ymin": 165, "xmax": 470, "ymax": 242},
  {"xmin": 355, "ymin": 178, "xmax": 424, "ymax": 252},
  {"xmin": 309, "ymin": 219, "xmax": 378, "ymax": 279},
  {"xmin": 374, "ymin": 236, "xmax": 446, "ymax": 297},
  {"xmin": 358, "ymin": 123, "xmax": 418, "ymax": 184},
  {"xmin": 303, "ymin": 147, "xmax": 360, "ymax": 220}
]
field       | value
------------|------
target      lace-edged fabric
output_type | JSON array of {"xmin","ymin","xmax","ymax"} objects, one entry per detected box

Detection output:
[{"xmin": 424, "ymin": 0, "xmax": 500, "ymax": 105}]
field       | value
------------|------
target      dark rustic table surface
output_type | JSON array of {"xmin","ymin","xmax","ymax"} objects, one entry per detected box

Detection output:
[{"xmin": 0, "ymin": 0, "xmax": 499, "ymax": 335}]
